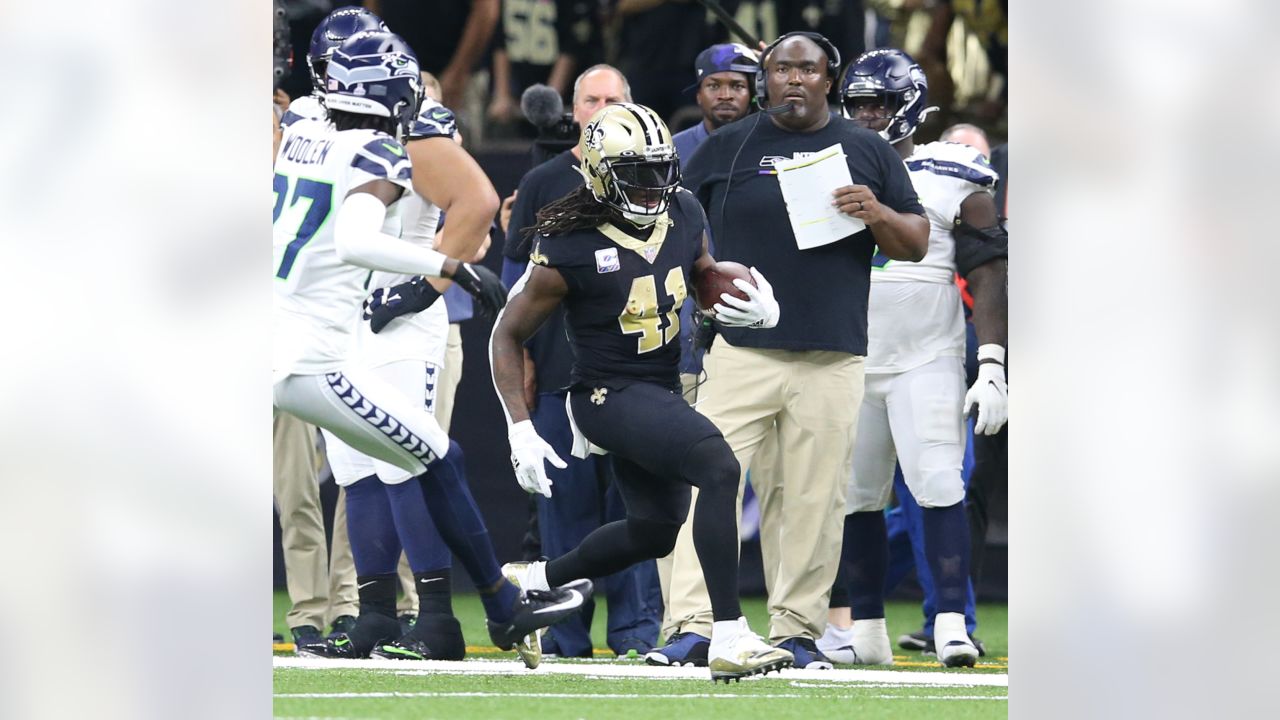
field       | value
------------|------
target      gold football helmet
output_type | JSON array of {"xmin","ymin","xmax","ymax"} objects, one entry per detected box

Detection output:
[{"xmin": 578, "ymin": 103, "xmax": 681, "ymax": 220}]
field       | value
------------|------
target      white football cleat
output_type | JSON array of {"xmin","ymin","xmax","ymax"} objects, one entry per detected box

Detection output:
[
  {"xmin": 934, "ymin": 612, "xmax": 979, "ymax": 668},
  {"xmin": 707, "ymin": 617, "xmax": 793, "ymax": 683},
  {"xmin": 817, "ymin": 619, "xmax": 894, "ymax": 665}
]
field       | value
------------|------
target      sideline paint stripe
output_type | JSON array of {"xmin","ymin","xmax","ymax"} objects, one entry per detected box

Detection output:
[
  {"xmin": 273, "ymin": 657, "xmax": 1007, "ymax": 687},
  {"xmin": 275, "ymin": 691, "xmax": 1006, "ymax": 701}
]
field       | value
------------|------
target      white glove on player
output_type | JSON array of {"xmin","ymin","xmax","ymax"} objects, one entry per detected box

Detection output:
[
  {"xmin": 714, "ymin": 267, "xmax": 780, "ymax": 329},
  {"xmin": 964, "ymin": 362, "xmax": 1008, "ymax": 435},
  {"xmin": 508, "ymin": 420, "xmax": 566, "ymax": 498}
]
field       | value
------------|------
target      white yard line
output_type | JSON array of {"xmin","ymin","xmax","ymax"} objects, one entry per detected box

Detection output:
[
  {"xmin": 274, "ymin": 691, "xmax": 1006, "ymax": 701},
  {"xmin": 273, "ymin": 657, "xmax": 1007, "ymax": 688}
]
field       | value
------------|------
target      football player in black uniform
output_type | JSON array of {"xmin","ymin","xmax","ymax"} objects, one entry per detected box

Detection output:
[{"xmin": 489, "ymin": 103, "xmax": 791, "ymax": 683}]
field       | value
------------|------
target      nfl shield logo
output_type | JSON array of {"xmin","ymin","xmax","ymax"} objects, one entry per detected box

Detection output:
[
  {"xmin": 595, "ymin": 248, "xmax": 620, "ymax": 273},
  {"xmin": 641, "ymin": 245, "xmax": 659, "ymax": 263}
]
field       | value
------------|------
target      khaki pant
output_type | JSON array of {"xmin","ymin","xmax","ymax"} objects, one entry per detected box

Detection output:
[
  {"xmin": 662, "ymin": 343, "xmax": 863, "ymax": 642},
  {"xmin": 329, "ymin": 324, "xmax": 463, "ymax": 617},
  {"xmin": 274, "ymin": 410, "xmax": 337, "ymax": 629},
  {"xmin": 435, "ymin": 323, "xmax": 465, "ymax": 433}
]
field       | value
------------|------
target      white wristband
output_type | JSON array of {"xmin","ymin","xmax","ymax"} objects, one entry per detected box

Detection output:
[{"xmin": 977, "ymin": 344, "xmax": 1006, "ymax": 365}]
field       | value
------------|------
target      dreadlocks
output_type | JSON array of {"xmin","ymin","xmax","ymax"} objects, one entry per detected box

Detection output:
[{"xmin": 522, "ymin": 186, "xmax": 623, "ymax": 240}]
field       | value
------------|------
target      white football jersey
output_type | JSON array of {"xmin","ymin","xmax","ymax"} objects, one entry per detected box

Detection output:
[
  {"xmin": 866, "ymin": 141, "xmax": 999, "ymax": 374},
  {"xmin": 356, "ymin": 98, "xmax": 460, "ymax": 366},
  {"xmin": 273, "ymin": 118, "xmax": 413, "ymax": 377}
]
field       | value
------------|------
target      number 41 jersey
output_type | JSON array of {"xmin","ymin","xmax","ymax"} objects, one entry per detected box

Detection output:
[
  {"xmin": 272, "ymin": 118, "xmax": 413, "ymax": 378},
  {"xmin": 528, "ymin": 189, "xmax": 704, "ymax": 391}
]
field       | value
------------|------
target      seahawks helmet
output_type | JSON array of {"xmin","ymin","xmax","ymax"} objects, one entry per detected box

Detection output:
[
  {"xmin": 306, "ymin": 6, "xmax": 388, "ymax": 95},
  {"xmin": 325, "ymin": 31, "xmax": 422, "ymax": 142},
  {"xmin": 840, "ymin": 48, "xmax": 938, "ymax": 144},
  {"xmin": 579, "ymin": 103, "xmax": 680, "ymax": 222}
]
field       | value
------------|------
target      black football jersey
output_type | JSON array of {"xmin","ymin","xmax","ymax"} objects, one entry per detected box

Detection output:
[{"xmin": 530, "ymin": 190, "xmax": 705, "ymax": 390}]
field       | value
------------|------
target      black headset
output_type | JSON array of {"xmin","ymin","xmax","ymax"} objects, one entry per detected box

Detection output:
[{"xmin": 754, "ymin": 31, "xmax": 842, "ymax": 107}]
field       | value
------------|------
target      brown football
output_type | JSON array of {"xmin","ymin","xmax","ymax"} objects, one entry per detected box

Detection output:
[{"xmin": 693, "ymin": 261, "xmax": 755, "ymax": 312}]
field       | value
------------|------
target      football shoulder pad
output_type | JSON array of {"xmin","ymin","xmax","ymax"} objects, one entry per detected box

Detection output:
[
  {"xmin": 281, "ymin": 95, "xmax": 326, "ymax": 130},
  {"xmin": 409, "ymin": 98, "xmax": 458, "ymax": 141},
  {"xmin": 350, "ymin": 132, "xmax": 412, "ymax": 185}
]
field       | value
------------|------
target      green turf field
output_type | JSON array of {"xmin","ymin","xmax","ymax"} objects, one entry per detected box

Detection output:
[{"xmin": 273, "ymin": 590, "xmax": 1008, "ymax": 719}]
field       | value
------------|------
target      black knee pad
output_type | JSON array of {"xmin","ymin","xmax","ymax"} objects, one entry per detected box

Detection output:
[
  {"xmin": 626, "ymin": 517, "xmax": 681, "ymax": 558},
  {"xmin": 679, "ymin": 435, "xmax": 739, "ymax": 493}
]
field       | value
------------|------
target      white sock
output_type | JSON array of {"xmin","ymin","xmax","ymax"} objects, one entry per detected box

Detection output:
[
  {"xmin": 709, "ymin": 617, "xmax": 749, "ymax": 658},
  {"xmin": 852, "ymin": 617, "xmax": 888, "ymax": 638},
  {"xmin": 526, "ymin": 561, "xmax": 550, "ymax": 592}
]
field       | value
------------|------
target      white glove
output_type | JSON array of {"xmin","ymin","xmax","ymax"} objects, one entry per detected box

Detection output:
[
  {"xmin": 508, "ymin": 420, "xmax": 566, "ymax": 498},
  {"xmin": 714, "ymin": 267, "xmax": 780, "ymax": 329},
  {"xmin": 964, "ymin": 362, "xmax": 1008, "ymax": 435}
]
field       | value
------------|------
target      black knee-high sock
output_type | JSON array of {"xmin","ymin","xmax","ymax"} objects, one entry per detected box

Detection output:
[
  {"xmin": 414, "ymin": 568, "xmax": 453, "ymax": 616},
  {"xmin": 922, "ymin": 501, "xmax": 971, "ymax": 615},
  {"xmin": 829, "ymin": 532, "xmax": 851, "ymax": 609},
  {"xmin": 844, "ymin": 511, "xmax": 888, "ymax": 620},
  {"xmin": 682, "ymin": 437, "xmax": 742, "ymax": 623},
  {"xmin": 545, "ymin": 517, "xmax": 671, "ymax": 585},
  {"xmin": 355, "ymin": 573, "xmax": 398, "ymax": 620}
]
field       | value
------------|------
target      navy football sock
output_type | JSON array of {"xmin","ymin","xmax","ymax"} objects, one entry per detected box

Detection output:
[
  {"xmin": 344, "ymin": 476, "xmax": 401, "ymax": 576},
  {"xmin": 922, "ymin": 501, "xmax": 971, "ymax": 615},
  {"xmin": 383, "ymin": 479, "xmax": 451, "ymax": 574},
  {"xmin": 417, "ymin": 442, "xmax": 508, "ymax": 607},
  {"xmin": 479, "ymin": 580, "xmax": 519, "ymax": 625},
  {"xmin": 843, "ymin": 511, "xmax": 888, "ymax": 620}
]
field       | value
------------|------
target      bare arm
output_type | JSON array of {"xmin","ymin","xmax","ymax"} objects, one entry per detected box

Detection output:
[
  {"xmin": 547, "ymin": 53, "xmax": 576, "ymax": 97},
  {"xmin": 833, "ymin": 185, "xmax": 929, "ymax": 261},
  {"xmin": 490, "ymin": 265, "xmax": 568, "ymax": 424},
  {"xmin": 440, "ymin": 0, "xmax": 500, "ymax": 109},
  {"xmin": 407, "ymin": 136, "xmax": 500, "ymax": 291},
  {"xmin": 958, "ymin": 192, "xmax": 1007, "ymax": 348}
]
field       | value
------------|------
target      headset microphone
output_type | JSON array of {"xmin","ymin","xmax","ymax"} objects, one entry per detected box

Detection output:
[{"xmin": 762, "ymin": 103, "xmax": 793, "ymax": 116}]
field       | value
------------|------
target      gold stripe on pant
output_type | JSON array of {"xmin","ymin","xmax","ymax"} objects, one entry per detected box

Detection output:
[{"xmin": 661, "ymin": 343, "xmax": 863, "ymax": 642}]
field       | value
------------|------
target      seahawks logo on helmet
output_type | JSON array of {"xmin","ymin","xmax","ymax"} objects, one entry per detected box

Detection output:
[{"xmin": 578, "ymin": 104, "xmax": 681, "ymax": 222}]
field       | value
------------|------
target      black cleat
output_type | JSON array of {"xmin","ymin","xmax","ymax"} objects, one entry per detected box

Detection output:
[
  {"xmin": 299, "ymin": 613, "xmax": 401, "ymax": 659},
  {"xmin": 291, "ymin": 625, "xmax": 326, "ymax": 656},
  {"xmin": 487, "ymin": 579, "xmax": 593, "ymax": 654},
  {"xmin": 372, "ymin": 613, "xmax": 466, "ymax": 661}
]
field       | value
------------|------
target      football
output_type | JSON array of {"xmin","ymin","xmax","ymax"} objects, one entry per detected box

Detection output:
[{"xmin": 693, "ymin": 261, "xmax": 755, "ymax": 312}]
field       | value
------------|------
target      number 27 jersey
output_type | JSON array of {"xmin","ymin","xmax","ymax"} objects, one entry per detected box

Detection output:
[
  {"xmin": 273, "ymin": 119, "xmax": 413, "ymax": 377},
  {"xmin": 528, "ymin": 190, "xmax": 704, "ymax": 391}
]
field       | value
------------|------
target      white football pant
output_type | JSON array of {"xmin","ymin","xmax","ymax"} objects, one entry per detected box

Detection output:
[
  {"xmin": 273, "ymin": 367, "xmax": 450, "ymax": 482},
  {"xmin": 845, "ymin": 355, "xmax": 967, "ymax": 511},
  {"xmin": 322, "ymin": 359, "xmax": 442, "ymax": 486}
]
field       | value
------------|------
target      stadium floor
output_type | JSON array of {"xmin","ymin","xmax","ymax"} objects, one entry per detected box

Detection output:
[{"xmin": 273, "ymin": 591, "xmax": 1008, "ymax": 718}]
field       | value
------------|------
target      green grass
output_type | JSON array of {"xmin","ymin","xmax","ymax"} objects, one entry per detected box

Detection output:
[
  {"xmin": 274, "ymin": 668, "xmax": 1008, "ymax": 720},
  {"xmin": 273, "ymin": 591, "xmax": 1007, "ymax": 718}
]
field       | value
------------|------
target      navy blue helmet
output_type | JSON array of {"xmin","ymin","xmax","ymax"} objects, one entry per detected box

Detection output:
[
  {"xmin": 324, "ymin": 31, "xmax": 423, "ymax": 142},
  {"xmin": 306, "ymin": 6, "xmax": 387, "ymax": 95},
  {"xmin": 840, "ymin": 49, "xmax": 938, "ymax": 144}
]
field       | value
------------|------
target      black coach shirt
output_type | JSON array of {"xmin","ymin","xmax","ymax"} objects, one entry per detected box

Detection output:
[
  {"xmin": 683, "ymin": 114, "xmax": 923, "ymax": 355},
  {"xmin": 504, "ymin": 151, "xmax": 583, "ymax": 394},
  {"xmin": 530, "ymin": 190, "xmax": 704, "ymax": 392}
]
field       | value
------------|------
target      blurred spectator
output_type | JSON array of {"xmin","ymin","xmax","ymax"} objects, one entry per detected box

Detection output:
[
  {"xmin": 613, "ymin": 0, "xmax": 707, "ymax": 124},
  {"xmin": 489, "ymin": 0, "xmax": 603, "ymax": 128},
  {"xmin": 364, "ymin": 0, "xmax": 499, "ymax": 111},
  {"xmin": 940, "ymin": 122, "xmax": 990, "ymax": 156}
]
